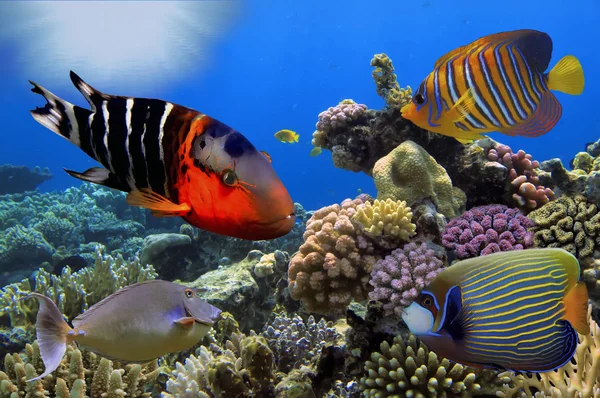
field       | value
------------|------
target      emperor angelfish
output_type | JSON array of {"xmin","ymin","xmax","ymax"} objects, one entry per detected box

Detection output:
[
  {"xmin": 27, "ymin": 280, "xmax": 221, "ymax": 381},
  {"xmin": 401, "ymin": 248, "xmax": 590, "ymax": 372},
  {"xmin": 29, "ymin": 71, "xmax": 296, "ymax": 240}
]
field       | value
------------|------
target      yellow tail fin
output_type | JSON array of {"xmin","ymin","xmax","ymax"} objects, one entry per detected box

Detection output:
[
  {"xmin": 547, "ymin": 55, "xmax": 584, "ymax": 95},
  {"xmin": 563, "ymin": 281, "xmax": 590, "ymax": 335}
]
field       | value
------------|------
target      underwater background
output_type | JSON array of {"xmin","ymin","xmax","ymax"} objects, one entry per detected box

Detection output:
[{"xmin": 0, "ymin": 1, "xmax": 599, "ymax": 397}]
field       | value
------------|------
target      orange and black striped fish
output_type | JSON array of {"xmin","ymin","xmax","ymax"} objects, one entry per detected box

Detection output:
[
  {"xmin": 401, "ymin": 249, "xmax": 590, "ymax": 373},
  {"xmin": 29, "ymin": 71, "xmax": 296, "ymax": 240},
  {"xmin": 401, "ymin": 29, "xmax": 585, "ymax": 143}
]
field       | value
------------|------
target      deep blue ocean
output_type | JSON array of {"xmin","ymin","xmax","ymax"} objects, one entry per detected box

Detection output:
[{"xmin": 0, "ymin": 0, "xmax": 598, "ymax": 211}]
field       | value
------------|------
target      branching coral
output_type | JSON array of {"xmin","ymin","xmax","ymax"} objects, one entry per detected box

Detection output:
[
  {"xmin": 373, "ymin": 140, "xmax": 464, "ymax": 218},
  {"xmin": 442, "ymin": 205, "xmax": 534, "ymax": 259},
  {"xmin": 497, "ymin": 305, "xmax": 600, "ymax": 398},
  {"xmin": 0, "ymin": 340, "xmax": 161, "ymax": 397},
  {"xmin": 287, "ymin": 198, "xmax": 383, "ymax": 314},
  {"xmin": 359, "ymin": 334, "xmax": 502, "ymax": 397},
  {"xmin": 370, "ymin": 53, "xmax": 413, "ymax": 110},
  {"xmin": 368, "ymin": 242, "xmax": 445, "ymax": 316},
  {"xmin": 485, "ymin": 142, "xmax": 555, "ymax": 211},
  {"xmin": 528, "ymin": 195, "xmax": 600, "ymax": 265},
  {"xmin": 261, "ymin": 313, "xmax": 340, "ymax": 373},
  {"xmin": 351, "ymin": 198, "xmax": 416, "ymax": 249}
]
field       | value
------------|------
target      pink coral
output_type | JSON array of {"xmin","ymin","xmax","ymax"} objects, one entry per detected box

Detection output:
[
  {"xmin": 486, "ymin": 144, "xmax": 555, "ymax": 211},
  {"xmin": 368, "ymin": 242, "xmax": 444, "ymax": 317},
  {"xmin": 288, "ymin": 198, "xmax": 382, "ymax": 314},
  {"xmin": 315, "ymin": 101, "xmax": 368, "ymax": 132},
  {"xmin": 442, "ymin": 204, "xmax": 534, "ymax": 259}
]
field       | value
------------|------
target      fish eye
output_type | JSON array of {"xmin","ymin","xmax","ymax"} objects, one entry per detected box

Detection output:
[
  {"xmin": 185, "ymin": 289, "xmax": 194, "ymax": 298},
  {"xmin": 221, "ymin": 169, "xmax": 238, "ymax": 186},
  {"xmin": 414, "ymin": 93, "xmax": 425, "ymax": 105},
  {"xmin": 421, "ymin": 295, "xmax": 433, "ymax": 308}
]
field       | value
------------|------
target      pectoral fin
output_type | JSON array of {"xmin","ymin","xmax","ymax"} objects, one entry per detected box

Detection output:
[
  {"xmin": 174, "ymin": 317, "xmax": 195, "ymax": 328},
  {"xmin": 126, "ymin": 188, "xmax": 191, "ymax": 217}
]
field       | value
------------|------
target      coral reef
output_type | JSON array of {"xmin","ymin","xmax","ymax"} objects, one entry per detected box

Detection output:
[
  {"xmin": 0, "ymin": 164, "xmax": 52, "ymax": 194},
  {"xmin": 485, "ymin": 142, "xmax": 555, "ymax": 211},
  {"xmin": 287, "ymin": 198, "xmax": 385, "ymax": 314},
  {"xmin": 498, "ymin": 306, "xmax": 600, "ymax": 398},
  {"xmin": 315, "ymin": 99, "xmax": 368, "ymax": 133},
  {"xmin": 442, "ymin": 204, "xmax": 534, "ymax": 259},
  {"xmin": 373, "ymin": 140, "xmax": 464, "ymax": 218},
  {"xmin": 528, "ymin": 195, "xmax": 600, "ymax": 266},
  {"xmin": 0, "ymin": 340, "xmax": 161, "ymax": 397},
  {"xmin": 359, "ymin": 334, "xmax": 503, "ymax": 397},
  {"xmin": 368, "ymin": 242, "xmax": 445, "ymax": 317}
]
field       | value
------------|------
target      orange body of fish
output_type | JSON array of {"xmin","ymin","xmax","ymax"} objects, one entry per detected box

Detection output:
[{"xmin": 29, "ymin": 72, "xmax": 296, "ymax": 240}]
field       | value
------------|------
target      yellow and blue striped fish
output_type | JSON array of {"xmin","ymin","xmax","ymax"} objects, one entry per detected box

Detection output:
[
  {"xmin": 400, "ymin": 29, "xmax": 585, "ymax": 143},
  {"xmin": 401, "ymin": 248, "xmax": 589, "ymax": 372}
]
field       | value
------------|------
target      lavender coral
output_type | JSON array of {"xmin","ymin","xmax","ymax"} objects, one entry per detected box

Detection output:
[
  {"xmin": 315, "ymin": 99, "xmax": 367, "ymax": 133},
  {"xmin": 486, "ymin": 143, "xmax": 555, "ymax": 211},
  {"xmin": 369, "ymin": 242, "xmax": 444, "ymax": 316},
  {"xmin": 442, "ymin": 205, "xmax": 534, "ymax": 259}
]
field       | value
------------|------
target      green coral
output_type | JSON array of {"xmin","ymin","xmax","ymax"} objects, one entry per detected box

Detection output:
[
  {"xmin": 370, "ymin": 53, "xmax": 413, "ymax": 110},
  {"xmin": 373, "ymin": 140, "xmax": 463, "ymax": 218},
  {"xmin": 528, "ymin": 195, "xmax": 600, "ymax": 265},
  {"xmin": 360, "ymin": 335, "xmax": 503, "ymax": 397}
]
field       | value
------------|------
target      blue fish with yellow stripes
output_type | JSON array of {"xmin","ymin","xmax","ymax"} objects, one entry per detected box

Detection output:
[
  {"xmin": 401, "ymin": 248, "xmax": 590, "ymax": 372},
  {"xmin": 400, "ymin": 29, "xmax": 585, "ymax": 143}
]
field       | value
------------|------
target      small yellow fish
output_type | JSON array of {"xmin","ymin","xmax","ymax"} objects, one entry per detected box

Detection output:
[
  {"xmin": 27, "ymin": 280, "xmax": 221, "ymax": 381},
  {"xmin": 309, "ymin": 146, "xmax": 322, "ymax": 156},
  {"xmin": 274, "ymin": 129, "xmax": 299, "ymax": 143}
]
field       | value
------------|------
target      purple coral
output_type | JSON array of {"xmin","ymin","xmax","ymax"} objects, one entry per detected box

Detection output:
[
  {"xmin": 316, "ymin": 101, "xmax": 367, "ymax": 132},
  {"xmin": 486, "ymin": 144, "xmax": 555, "ymax": 210},
  {"xmin": 368, "ymin": 242, "xmax": 444, "ymax": 316},
  {"xmin": 442, "ymin": 204, "xmax": 534, "ymax": 259}
]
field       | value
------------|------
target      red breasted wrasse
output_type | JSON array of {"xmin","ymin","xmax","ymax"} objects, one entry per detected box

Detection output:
[
  {"xmin": 26, "ymin": 280, "xmax": 221, "ymax": 381},
  {"xmin": 29, "ymin": 71, "xmax": 296, "ymax": 240},
  {"xmin": 401, "ymin": 30, "xmax": 585, "ymax": 143},
  {"xmin": 401, "ymin": 248, "xmax": 589, "ymax": 373}
]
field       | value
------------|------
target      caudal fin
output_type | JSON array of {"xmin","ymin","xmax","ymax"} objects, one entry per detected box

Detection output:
[
  {"xmin": 563, "ymin": 281, "xmax": 590, "ymax": 335},
  {"xmin": 547, "ymin": 55, "xmax": 585, "ymax": 95},
  {"xmin": 26, "ymin": 293, "xmax": 72, "ymax": 382}
]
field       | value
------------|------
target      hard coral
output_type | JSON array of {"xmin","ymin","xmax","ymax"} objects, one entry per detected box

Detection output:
[
  {"xmin": 359, "ymin": 334, "xmax": 499, "ymax": 397},
  {"xmin": 351, "ymin": 198, "xmax": 416, "ymax": 249},
  {"xmin": 442, "ymin": 205, "xmax": 534, "ymax": 259},
  {"xmin": 498, "ymin": 305, "xmax": 600, "ymax": 398},
  {"xmin": 370, "ymin": 53, "xmax": 413, "ymax": 110},
  {"xmin": 485, "ymin": 142, "xmax": 555, "ymax": 211},
  {"xmin": 314, "ymin": 99, "xmax": 368, "ymax": 133},
  {"xmin": 528, "ymin": 195, "xmax": 600, "ymax": 266},
  {"xmin": 369, "ymin": 242, "xmax": 445, "ymax": 316},
  {"xmin": 287, "ymin": 198, "xmax": 382, "ymax": 314},
  {"xmin": 373, "ymin": 140, "xmax": 464, "ymax": 219}
]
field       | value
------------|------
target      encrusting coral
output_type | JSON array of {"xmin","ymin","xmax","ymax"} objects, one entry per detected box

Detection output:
[
  {"xmin": 442, "ymin": 204, "xmax": 534, "ymax": 259},
  {"xmin": 0, "ymin": 340, "xmax": 161, "ymax": 397},
  {"xmin": 373, "ymin": 140, "xmax": 464, "ymax": 219},
  {"xmin": 497, "ymin": 305, "xmax": 600, "ymax": 398},
  {"xmin": 359, "ymin": 334, "xmax": 504, "ymax": 397},
  {"xmin": 368, "ymin": 242, "xmax": 445, "ymax": 317},
  {"xmin": 528, "ymin": 194, "xmax": 600, "ymax": 266}
]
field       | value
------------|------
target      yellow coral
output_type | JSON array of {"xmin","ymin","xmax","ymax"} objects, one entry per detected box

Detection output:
[
  {"xmin": 497, "ymin": 305, "xmax": 600, "ymax": 398},
  {"xmin": 373, "ymin": 140, "xmax": 460, "ymax": 218},
  {"xmin": 352, "ymin": 198, "xmax": 416, "ymax": 242},
  {"xmin": 370, "ymin": 53, "xmax": 413, "ymax": 109}
]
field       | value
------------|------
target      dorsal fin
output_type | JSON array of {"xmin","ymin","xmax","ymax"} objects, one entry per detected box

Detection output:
[
  {"xmin": 72, "ymin": 280, "xmax": 166, "ymax": 329},
  {"xmin": 434, "ymin": 29, "xmax": 552, "ymax": 72}
]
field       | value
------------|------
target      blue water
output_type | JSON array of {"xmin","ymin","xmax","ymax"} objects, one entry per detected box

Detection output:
[{"xmin": 1, "ymin": 0, "xmax": 598, "ymax": 211}]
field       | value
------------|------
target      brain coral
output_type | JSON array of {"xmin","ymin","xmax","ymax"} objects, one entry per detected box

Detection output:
[
  {"xmin": 528, "ymin": 194, "xmax": 600, "ymax": 265},
  {"xmin": 373, "ymin": 140, "xmax": 462, "ymax": 219},
  {"xmin": 442, "ymin": 205, "xmax": 534, "ymax": 259},
  {"xmin": 287, "ymin": 198, "xmax": 382, "ymax": 314}
]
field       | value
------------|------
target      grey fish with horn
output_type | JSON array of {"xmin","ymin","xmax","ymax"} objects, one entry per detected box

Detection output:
[{"xmin": 27, "ymin": 280, "xmax": 221, "ymax": 381}]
